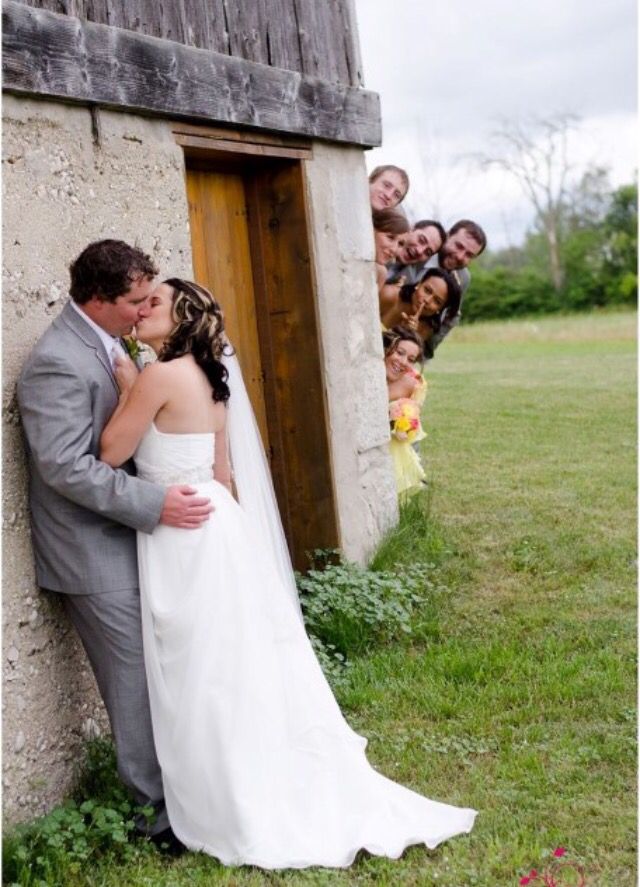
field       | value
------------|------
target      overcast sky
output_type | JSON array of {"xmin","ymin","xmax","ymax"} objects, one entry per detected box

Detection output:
[{"xmin": 354, "ymin": 0, "xmax": 637, "ymax": 250}]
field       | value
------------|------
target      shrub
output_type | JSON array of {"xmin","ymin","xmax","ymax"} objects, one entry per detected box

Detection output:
[
  {"xmin": 463, "ymin": 266, "xmax": 561, "ymax": 322},
  {"xmin": 297, "ymin": 550, "xmax": 433, "ymax": 667},
  {"xmin": 2, "ymin": 740, "xmax": 155, "ymax": 887},
  {"xmin": 71, "ymin": 738, "xmax": 134, "ymax": 808}
]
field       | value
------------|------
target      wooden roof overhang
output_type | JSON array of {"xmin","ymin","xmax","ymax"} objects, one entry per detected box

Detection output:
[{"xmin": 2, "ymin": 1, "xmax": 382, "ymax": 148}]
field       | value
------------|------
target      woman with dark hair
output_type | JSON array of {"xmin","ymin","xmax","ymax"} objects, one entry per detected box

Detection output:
[
  {"xmin": 382, "ymin": 325, "xmax": 424, "ymax": 397},
  {"xmin": 383, "ymin": 326, "xmax": 428, "ymax": 499},
  {"xmin": 99, "ymin": 279, "xmax": 475, "ymax": 868},
  {"xmin": 372, "ymin": 207, "xmax": 410, "ymax": 291},
  {"xmin": 380, "ymin": 267, "xmax": 461, "ymax": 358}
]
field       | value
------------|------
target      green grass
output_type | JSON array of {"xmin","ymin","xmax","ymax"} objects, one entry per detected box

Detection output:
[{"xmin": 5, "ymin": 311, "xmax": 636, "ymax": 886}]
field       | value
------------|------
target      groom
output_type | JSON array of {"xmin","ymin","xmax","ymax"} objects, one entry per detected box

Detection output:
[{"xmin": 17, "ymin": 239, "xmax": 212, "ymax": 851}]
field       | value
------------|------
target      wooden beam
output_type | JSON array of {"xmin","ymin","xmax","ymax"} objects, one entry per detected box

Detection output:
[
  {"xmin": 175, "ymin": 134, "xmax": 312, "ymax": 161},
  {"xmin": 12, "ymin": 0, "xmax": 363, "ymax": 87},
  {"xmin": 172, "ymin": 121, "xmax": 313, "ymax": 153},
  {"xmin": 2, "ymin": 1, "xmax": 382, "ymax": 147}
]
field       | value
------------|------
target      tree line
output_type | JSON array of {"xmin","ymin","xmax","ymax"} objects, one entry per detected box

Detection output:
[{"xmin": 467, "ymin": 115, "xmax": 637, "ymax": 322}]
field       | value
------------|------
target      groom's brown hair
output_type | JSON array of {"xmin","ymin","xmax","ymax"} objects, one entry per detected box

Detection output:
[{"xmin": 70, "ymin": 239, "xmax": 157, "ymax": 304}]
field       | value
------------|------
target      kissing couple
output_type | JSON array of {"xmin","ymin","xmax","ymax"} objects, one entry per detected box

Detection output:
[{"xmin": 18, "ymin": 239, "xmax": 476, "ymax": 868}]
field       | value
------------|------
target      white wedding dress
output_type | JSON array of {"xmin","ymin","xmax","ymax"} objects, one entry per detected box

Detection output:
[{"xmin": 135, "ymin": 417, "xmax": 476, "ymax": 869}]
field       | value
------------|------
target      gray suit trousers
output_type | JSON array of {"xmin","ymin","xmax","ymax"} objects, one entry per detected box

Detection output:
[{"xmin": 59, "ymin": 587, "xmax": 169, "ymax": 835}]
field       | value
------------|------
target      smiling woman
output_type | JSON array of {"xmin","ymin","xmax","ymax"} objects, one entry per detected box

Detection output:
[
  {"xmin": 380, "ymin": 267, "xmax": 461, "ymax": 355},
  {"xmin": 372, "ymin": 208, "xmax": 411, "ymax": 290},
  {"xmin": 383, "ymin": 325, "xmax": 428, "ymax": 499}
]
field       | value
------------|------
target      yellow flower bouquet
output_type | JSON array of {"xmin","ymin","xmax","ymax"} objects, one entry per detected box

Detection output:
[{"xmin": 389, "ymin": 398, "xmax": 422, "ymax": 443}]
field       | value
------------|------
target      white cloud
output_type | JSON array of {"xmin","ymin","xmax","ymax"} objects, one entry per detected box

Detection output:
[{"xmin": 355, "ymin": 0, "xmax": 637, "ymax": 249}]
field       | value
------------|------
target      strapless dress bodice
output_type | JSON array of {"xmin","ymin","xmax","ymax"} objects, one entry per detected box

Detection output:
[{"xmin": 134, "ymin": 423, "xmax": 215, "ymax": 485}]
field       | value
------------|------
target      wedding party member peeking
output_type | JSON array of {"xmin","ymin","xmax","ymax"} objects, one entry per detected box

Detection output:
[
  {"xmin": 384, "ymin": 219, "xmax": 446, "ymax": 288},
  {"xmin": 419, "ymin": 220, "xmax": 487, "ymax": 353},
  {"xmin": 372, "ymin": 208, "xmax": 411, "ymax": 293},
  {"xmin": 384, "ymin": 326, "xmax": 428, "ymax": 500},
  {"xmin": 368, "ymin": 164, "xmax": 409, "ymax": 211},
  {"xmin": 380, "ymin": 268, "xmax": 462, "ymax": 360}
]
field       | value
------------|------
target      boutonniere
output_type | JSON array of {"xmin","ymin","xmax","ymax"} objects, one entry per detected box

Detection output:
[{"xmin": 122, "ymin": 336, "xmax": 141, "ymax": 362}]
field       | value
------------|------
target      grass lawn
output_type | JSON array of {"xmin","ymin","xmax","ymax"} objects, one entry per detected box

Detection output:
[{"xmin": 7, "ymin": 311, "xmax": 636, "ymax": 886}]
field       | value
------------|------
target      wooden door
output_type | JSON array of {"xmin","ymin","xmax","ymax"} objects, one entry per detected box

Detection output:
[
  {"xmin": 245, "ymin": 163, "xmax": 339, "ymax": 566},
  {"xmin": 185, "ymin": 157, "xmax": 339, "ymax": 568},
  {"xmin": 186, "ymin": 167, "xmax": 270, "ymax": 446}
]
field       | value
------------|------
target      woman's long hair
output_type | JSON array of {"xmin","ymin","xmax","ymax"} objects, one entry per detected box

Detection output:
[{"xmin": 159, "ymin": 278, "xmax": 232, "ymax": 404}]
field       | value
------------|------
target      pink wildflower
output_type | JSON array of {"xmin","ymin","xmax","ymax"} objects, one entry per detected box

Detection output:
[
  {"xmin": 519, "ymin": 878, "xmax": 531, "ymax": 886},
  {"xmin": 553, "ymin": 847, "xmax": 566, "ymax": 858}
]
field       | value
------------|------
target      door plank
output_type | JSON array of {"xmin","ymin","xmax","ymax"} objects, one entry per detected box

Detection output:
[
  {"xmin": 186, "ymin": 167, "xmax": 270, "ymax": 448},
  {"xmin": 249, "ymin": 162, "xmax": 340, "ymax": 565},
  {"xmin": 185, "ymin": 158, "xmax": 339, "ymax": 569}
]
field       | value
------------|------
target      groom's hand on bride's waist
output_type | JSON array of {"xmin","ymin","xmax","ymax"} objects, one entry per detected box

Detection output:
[{"xmin": 160, "ymin": 485, "xmax": 214, "ymax": 529}]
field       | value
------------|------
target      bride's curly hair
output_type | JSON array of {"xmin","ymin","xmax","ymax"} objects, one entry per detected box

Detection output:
[{"xmin": 158, "ymin": 278, "xmax": 232, "ymax": 404}]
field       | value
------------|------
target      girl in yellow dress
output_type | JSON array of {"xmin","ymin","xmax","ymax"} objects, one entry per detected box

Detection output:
[{"xmin": 383, "ymin": 326, "xmax": 427, "ymax": 499}]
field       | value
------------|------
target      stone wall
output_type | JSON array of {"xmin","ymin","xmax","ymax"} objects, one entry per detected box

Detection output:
[
  {"xmin": 303, "ymin": 143, "xmax": 398, "ymax": 562},
  {"xmin": 2, "ymin": 94, "xmax": 396, "ymax": 824},
  {"xmin": 2, "ymin": 96, "xmax": 194, "ymax": 825}
]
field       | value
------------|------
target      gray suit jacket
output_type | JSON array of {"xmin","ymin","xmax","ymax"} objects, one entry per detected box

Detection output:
[{"xmin": 17, "ymin": 301, "xmax": 165, "ymax": 594}]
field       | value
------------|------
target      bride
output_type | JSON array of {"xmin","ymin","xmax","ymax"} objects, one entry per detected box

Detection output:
[{"xmin": 100, "ymin": 278, "xmax": 476, "ymax": 869}]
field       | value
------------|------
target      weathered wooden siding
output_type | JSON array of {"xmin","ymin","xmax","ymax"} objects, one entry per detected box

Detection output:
[
  {"xmin": 11, "ymin": 0, "xmax": 363, "ymax": 86},
  {"xmin": 2, "ymin": 1, "xmax": 380, "ymax": 146}
]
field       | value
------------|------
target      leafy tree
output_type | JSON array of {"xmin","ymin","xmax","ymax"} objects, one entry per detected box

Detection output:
[
  {"xmin": 463, "ymin": 263, "xmax": 559, "ymax": 322},
  {"xmin": 464, "ymin": 174, "xmax": 637, "ymax": 321},
  {"xmin": 602, "ymin": 182, "xmax": 638, "ymax": 305}
]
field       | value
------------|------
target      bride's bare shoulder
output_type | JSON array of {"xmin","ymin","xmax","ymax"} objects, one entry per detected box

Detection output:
[
  {"xmin": 133, "ymin": 358, "xmax": 195, "ymax": 398},
  {"xmin": 140, "ymin": 355, "xmax": 195, "ymax": 378}
]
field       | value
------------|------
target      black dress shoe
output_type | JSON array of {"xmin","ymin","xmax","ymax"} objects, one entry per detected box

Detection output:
[{"xmin": 149, "ymin": 827, "xmax": 187, "ymax": 857}]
